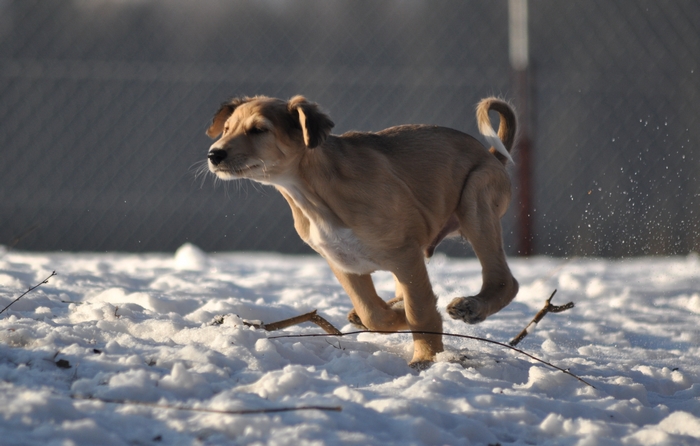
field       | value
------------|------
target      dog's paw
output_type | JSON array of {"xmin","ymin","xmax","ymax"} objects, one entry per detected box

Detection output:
[
  {"xmin": 347, "ymin": 309, "xmax": 368, "ymax": 330},
  {"xmin": 408, "ymin": 359, "xmax": 433, "ymax": 371},
  {"xmin": 387, "ymin": 295, "xmax": 405, "ymax": 310},
  {"xmin": 446, "ymin": 296, "xmax": 487, "ymax": 324}
]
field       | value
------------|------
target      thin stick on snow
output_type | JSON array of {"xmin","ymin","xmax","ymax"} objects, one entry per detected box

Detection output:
[
  {"xmin": 71, "ymin": 395, "xmax": 342, "ymax": 414},
  {"xmin": 243, "ymin": 310, "xmax": 342, "ymax": 335},
  {"xmin": 269, "ymin": 329, "xmax": 595, "ymax": 388},
  {"xmin": 508, "ymin": 289, "xmax": 574, "ymax": 347},
  {"xmin": 0, "ymin": 271, "xmax": 57, "ymax": 317}
]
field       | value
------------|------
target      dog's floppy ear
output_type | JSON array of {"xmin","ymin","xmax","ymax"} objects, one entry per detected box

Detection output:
[
  {"xmin": 206, "ymin": 98, "xmax": 249, "ymax": 139},
  {"xmin": 288, "ymin": 96, "xmax": 334, "ymax": 148}
]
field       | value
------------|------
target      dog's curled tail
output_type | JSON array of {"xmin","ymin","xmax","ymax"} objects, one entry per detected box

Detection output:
[{"xmin": 476, "ymin": 97, "xmax": 517, "ymax": 165}]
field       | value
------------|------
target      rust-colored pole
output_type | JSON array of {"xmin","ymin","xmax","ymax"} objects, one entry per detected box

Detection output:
[{"xmin": 509, "ymin": 0, "xmax": 535, "ymax": 256}]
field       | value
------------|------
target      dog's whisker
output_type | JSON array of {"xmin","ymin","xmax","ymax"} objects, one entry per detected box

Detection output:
[{"xmin": 187, "ymin": 159, "xmax": 219, "ymax": 190}]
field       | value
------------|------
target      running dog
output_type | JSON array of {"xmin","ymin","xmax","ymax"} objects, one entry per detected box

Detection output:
[{"xmin": 205, "ymin": 95, "xmax": 519, "ymax": 366}]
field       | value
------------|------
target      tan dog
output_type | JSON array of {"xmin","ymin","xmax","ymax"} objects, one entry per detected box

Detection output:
[{"xmin": 205, "ymin": 96, "xmax": 519, "ymax": 366}]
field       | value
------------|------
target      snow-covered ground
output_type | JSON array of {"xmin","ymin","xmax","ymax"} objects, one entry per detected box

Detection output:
[{"xmin": 0, "ymin": 243, "xmax": 699, "ymax": 445}]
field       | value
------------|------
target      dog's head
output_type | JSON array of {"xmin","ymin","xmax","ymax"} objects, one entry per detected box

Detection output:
[{"xmin": 205, "ymin": 96, "xmax": 334, "ymax": 184}]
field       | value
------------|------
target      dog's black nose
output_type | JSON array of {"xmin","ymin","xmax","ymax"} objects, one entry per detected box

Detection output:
[{"xmin": 208, "ymin": 149, "xmax": 227, "ymax": 166}]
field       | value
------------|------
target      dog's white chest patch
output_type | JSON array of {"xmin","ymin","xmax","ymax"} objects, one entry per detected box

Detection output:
[
  {"xmin": 277, "ymin": 181, "xmax": 379, "ymax": 274},
  {"xmin": 308, "ymin": 222, "xmax": 380, "ymax": 274}
]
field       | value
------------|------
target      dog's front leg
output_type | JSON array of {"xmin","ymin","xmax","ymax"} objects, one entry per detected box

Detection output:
[
  {"xmin": 390, "ymin": 253, "xmax": 444, "ymax": 366},
  {"xmin": 330, "ymin": 265, "xmax": 409, "ymax": 333},
  {"xmin": 347, "ymin": 276, "xmax": 406, "ymax": 329}
]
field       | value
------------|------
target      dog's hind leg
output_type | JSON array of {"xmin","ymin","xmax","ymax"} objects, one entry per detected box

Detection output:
[{"xmin": 447, "ymin": 166, "xmax": 519, "ymax": 324}]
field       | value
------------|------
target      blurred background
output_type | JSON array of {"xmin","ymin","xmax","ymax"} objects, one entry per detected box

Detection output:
[{"xmin": 0, "ymin": 0, "xmax": 698, "ymax": 257}]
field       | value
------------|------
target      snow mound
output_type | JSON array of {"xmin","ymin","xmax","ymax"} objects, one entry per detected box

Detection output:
[{"xmin": 174, "ymin": 243, "xmax": 208, "ymax": 270}]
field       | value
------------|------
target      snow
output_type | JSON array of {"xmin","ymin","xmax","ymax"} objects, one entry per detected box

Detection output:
[{"xmin": 0, "ymin": 243, "xmax": 699, "ymax": 445}]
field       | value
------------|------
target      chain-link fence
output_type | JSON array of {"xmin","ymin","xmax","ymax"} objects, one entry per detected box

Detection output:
[{"xmin": 1, "ymin": 0, "xmax": 698, "ymax": 257}]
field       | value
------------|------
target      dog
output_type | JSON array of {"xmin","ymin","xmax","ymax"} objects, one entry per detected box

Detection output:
[{"xmin": 205, "ymin": 95, "xmax": 519, "ymax": 366}]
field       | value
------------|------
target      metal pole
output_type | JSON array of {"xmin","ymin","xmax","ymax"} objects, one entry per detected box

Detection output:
[{"xmin": 509, "ymin": 0, "xmax": 535, "ymax": 256}]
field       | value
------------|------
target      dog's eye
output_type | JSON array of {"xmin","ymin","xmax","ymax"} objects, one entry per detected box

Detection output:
[{"xmin": 248, "ymin": 126, "xmax": 268, "ymax": 135}]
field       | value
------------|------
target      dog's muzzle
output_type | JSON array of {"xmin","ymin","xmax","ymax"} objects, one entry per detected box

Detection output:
[{"xmin": 208, "ymin": 149, "xmax": 227, "ymax": 166}]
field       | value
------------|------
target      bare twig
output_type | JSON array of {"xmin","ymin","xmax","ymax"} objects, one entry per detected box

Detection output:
[
  {"xmin": 325, "ymin": 339, "xmax": 345, "ymax": 350},
  {"xmin": 509, "ymin": 290, "xmax": 574, "ymax": 347},
  {"xmin": 243, "ymin": 310, "xmax": 342, "ymax": 335},
  {"xmin": 308, "ymin": 312, "xmax": 343, "ymax": 335},
  {"xmin": 71, "ymin": 395, "xmax": 341, "ymax": 414},
  {"xmin": 0, "ymin": 271, "xmax": 57, "ymax": 317},
  {"xmin": 268, "ymin": 329, "xmax": 595, "ymax": 388}
]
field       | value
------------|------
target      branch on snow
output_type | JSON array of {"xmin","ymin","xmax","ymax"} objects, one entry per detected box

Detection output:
[
  {"xmin": 71, "ymin": 395, "xmax": 341, "ymax": 414},
  {"xmin": 269, "ymin": 328, "xmax": 594, "ymax": 388},
  {"xmin": 242, "ymin": 310, "xmax": 342, "ymax": 335},
  {"xmin": 0, "ymin": 271, "xmax": 57, "ymax": 317},
  {"xmin": 508, "ymin": 289, "xmax": 574, "ymax": 347}
]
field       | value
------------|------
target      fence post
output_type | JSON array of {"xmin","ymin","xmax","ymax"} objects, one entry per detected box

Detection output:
[{"xmin": 509, "ymin": 0, "xmax": 535, "ymax": 256}]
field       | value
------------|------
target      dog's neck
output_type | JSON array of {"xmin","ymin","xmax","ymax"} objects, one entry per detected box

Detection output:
[
  {"xmin": 269, "ymin": 145, "xmax": 340, "ymax": 220},
  {"xmin": 274, "ymin": 173, "xmax": 338, "ymax": 226}
]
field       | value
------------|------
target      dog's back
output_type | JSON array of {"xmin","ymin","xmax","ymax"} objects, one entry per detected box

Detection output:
[{"xmin": 313, "ymin": 125, "xmax": 506, "ymax": 214}]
